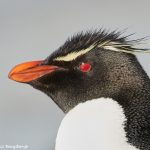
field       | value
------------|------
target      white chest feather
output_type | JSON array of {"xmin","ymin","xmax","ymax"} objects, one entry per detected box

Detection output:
[{"xmin": 55, "ymin": 98, "xmax": 138, "ymax": 150}]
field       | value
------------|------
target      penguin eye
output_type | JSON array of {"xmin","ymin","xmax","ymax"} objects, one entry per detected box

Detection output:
[{"xmin": 79, "ymin": 63, "xmax": 91, "ymax": 72}]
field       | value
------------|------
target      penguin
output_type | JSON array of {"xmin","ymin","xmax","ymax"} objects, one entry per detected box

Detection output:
[{"xmin": 8, "ymin": 30, "xmax": 150, "ymax": 150}]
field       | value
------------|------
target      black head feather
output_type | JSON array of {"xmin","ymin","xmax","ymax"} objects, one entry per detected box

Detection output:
[{"xmin": 46, "ymin": 29, "xmax": 150, "ymax": 62}]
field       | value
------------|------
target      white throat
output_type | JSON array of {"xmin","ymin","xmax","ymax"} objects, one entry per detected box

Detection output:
[{"xmin": 55, "ymin": 98, "xmax": 138, "ymax": 150}]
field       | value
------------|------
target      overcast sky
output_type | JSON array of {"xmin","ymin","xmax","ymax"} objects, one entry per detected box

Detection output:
[{"xmin": 0, "ymin": 0, "xmax": 150, "ymax": 150}]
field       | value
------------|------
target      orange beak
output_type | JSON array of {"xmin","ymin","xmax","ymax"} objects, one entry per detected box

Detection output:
[{"xmin": 8, "ymin": 60, "xmax": 59, "ymax": 83}]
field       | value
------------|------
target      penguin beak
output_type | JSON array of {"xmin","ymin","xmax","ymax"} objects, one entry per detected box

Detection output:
[{"xmin": 8, "ymin": 60, "xmax": 59, "ymax": 83}]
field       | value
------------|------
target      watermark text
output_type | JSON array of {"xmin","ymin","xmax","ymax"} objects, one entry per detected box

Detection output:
[{"xmin": 0, "ymin": 144, "xmax": 28, "ymax": 149}]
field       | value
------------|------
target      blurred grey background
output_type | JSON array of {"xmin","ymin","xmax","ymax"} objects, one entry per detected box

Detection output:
[{"xmin": 0, "ymin": 0, "xmax": 150, "ymax": 150}]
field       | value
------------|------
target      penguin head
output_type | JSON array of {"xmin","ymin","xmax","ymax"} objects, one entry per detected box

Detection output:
[{"xmin": 8, "ymin": 30, "xmax": 149, "ymax": 112}]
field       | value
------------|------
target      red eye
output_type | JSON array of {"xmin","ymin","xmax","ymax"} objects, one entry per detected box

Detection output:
[{"xmin": 79, "ymin": 63, "xmax": 91, "ymax": 72}]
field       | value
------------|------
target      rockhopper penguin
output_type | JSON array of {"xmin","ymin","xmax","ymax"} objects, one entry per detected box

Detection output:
[{"xmin": 8, "ymin": 30, "xmax": 150, "ymax": 150}]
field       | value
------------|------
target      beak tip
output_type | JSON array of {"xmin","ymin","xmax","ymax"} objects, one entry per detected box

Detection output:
[
  {"xmin": 8, "ymin": 72, "xmax": 16, "ymax": 82},
  {"xmin": 8, "ymin": 66, "xmax": 16, "ymax": 81},
  {"xmin": 8, "ymin": 71, "xmax": 13, "ymax": 80}
]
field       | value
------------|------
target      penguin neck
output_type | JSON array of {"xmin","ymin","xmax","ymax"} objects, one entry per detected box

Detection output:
[
  {"xmin": 110, "ymin": 55, "xmax": 150, "ymax": 149},
  {"xmin": 118, "ymin": 82, "xmax": 150, "ymax": 149}
]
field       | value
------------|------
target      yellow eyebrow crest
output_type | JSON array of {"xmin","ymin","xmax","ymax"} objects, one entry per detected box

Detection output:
[
  {"xmin": 53, "ymin": 40, "xmax": 150, "ymax": 62},
  {"xmin": 54, "ymin": 44, "xmax": 95, "ymax": 62}
]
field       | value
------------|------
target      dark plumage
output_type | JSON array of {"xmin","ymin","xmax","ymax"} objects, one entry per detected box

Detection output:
[{"xmin": 9, "ymin": 29, "xmax": 150, "ymax": 149}]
